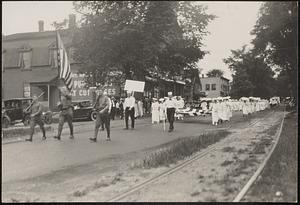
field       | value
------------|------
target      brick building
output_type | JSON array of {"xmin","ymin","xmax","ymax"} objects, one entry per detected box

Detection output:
[{"xmin": 199, "ymin": 76, "xmax": 230, "ymax": 98}]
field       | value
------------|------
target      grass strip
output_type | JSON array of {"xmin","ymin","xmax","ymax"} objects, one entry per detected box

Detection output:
[{"xmin": 136, "ymin": 130, "xmax": 230, "ymax": 169}]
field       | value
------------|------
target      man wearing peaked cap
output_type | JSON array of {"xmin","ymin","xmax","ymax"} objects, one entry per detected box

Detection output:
[{"xmin": 165, "ymin": 92, "xmax": 176, "ymax": 132}]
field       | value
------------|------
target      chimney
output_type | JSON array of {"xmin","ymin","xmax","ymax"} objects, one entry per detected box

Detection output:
[
  {"xmin": 68, "ymin": 14, "xmax": 76, "ymax": 29},
  {"xmin": 38, "ymin": 20, "xmax": 44, "ymax": 32}
]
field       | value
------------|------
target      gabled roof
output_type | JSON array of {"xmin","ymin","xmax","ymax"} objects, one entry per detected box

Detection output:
[{"xmin": 3, "ymin": 29, "xmax": 70, "ymax": 42}]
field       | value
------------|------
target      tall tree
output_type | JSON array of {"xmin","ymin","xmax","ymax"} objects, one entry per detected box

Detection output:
[
  {"xmin": 251, "ymin": 2, "xmax": 298, "ymax": 99},
  {"xmin": 206, "ymin": 69, "xmax": 224, "ymax": 77},
  {"xmin": 224, "ymin": 46, "xmax": 275, "ymax": 98},
  {"xmin": 72, "ymin": 1, "xmax": 215, "ymax": 87}
]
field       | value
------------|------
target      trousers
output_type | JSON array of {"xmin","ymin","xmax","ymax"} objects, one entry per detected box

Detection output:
[
  {"xmin": 29, "ymin": 115, "xmax": 45, "ymax": 139},
  {"xmin": 94, "ymin": 112, "xmax": 110, "ymax": 139},
  {"xmin": 167, "ymin": 108, "xmax": 175, "ymax": 130},
  {"xmin": 125, "ymin": 107, "xmax": 135, "ymax": 128},
  {"xmin": 57, "ymin": 109, "xmax": 73, "ymax": 137}
]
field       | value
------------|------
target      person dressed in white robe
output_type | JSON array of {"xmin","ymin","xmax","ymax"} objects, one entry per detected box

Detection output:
[
  {"xmin": 217, "ymin": 98, "xmax": 223, "ymax": 124},
  {"xmin": 151, "ymin": 98, "xmax": 160, "ymax": 124},
  {"xmin": 201, "ymin": 101, "xmax": 208, "ymax": 113},
  {"xmin": 211, "ymin": 99, "xmax": 219, "ymax": 125},
  {"xmin": 134, "ymin": 100, "xmax": 139, "ymax": 118},
  {"xmin": 242, "ymin": 100, "xmax": 248, "ymax": 116},
  {"xmin": 159, "ymin": 98, "xmax": 166, "ymax": 123},
  {"xmin": 138, "ymin": 100, "xmax": 144, "ymax": 117}
]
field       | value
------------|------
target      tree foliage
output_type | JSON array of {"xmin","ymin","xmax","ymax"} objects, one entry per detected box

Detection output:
[
  {"xmin": 206, "ymin": 69, "xmax": 224, "ymax": 77},
  {"xmin": 72, "ymin": 1, "xmax": 215, "ymax": 87},
  {"xmin": 224, "ymin": 46, "xmax": 275, "ymax": 98},
  {"xmin": 251, "ymin": 1, "xmax": 298, "ymax": 98}
]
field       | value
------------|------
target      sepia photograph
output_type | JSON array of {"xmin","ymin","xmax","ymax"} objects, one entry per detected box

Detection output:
[{"xmin": 1, "ymin": 1, "xmax": 298, "ymax": 203}]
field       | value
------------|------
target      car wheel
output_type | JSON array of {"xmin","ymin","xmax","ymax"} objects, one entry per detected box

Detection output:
[
  {"xmin": 2, "ymin": 117, "xmax": 10, "ymax": 128},
  {"xmin": 23, "ymin": 115, "xmax": 31, "ymax": 126},
  {"xmin": 90, "ymin": 111, "xmax": 97, "ymax": 121}
]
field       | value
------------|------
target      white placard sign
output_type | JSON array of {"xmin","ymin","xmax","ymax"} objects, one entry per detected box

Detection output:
[{"xmin": 124, "ymin": 80, "xmax": 145, "ymax": 92}]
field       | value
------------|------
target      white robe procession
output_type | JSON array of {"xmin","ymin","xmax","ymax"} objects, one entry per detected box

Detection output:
[{"xmin": 151, "ymin": 102, "xmax": 160, "ymax": 123}]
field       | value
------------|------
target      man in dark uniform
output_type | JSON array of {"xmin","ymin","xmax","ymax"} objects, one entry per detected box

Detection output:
[
  {"xmin": 25, "ymin": 94, "xmax": 46, "ymax": 141},
  {"xmin": 54, "ymin": 87, "xmax": 74, "ymax": 140},
  {"xmin": 90, "ymin": 88, "xmax": 111, "ymax": 142}
]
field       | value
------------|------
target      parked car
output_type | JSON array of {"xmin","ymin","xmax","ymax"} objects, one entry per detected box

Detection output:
[
  {"xmin": 2, "ymin": 98, "xmax": 53, "ymax": 128},
  {"xmin": 72, "ymin": 100, "xmax": 97, "ymax": 121}
]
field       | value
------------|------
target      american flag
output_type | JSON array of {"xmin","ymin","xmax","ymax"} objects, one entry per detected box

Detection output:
[{"xmin": 56, "ymin": 31, "xmax": 73, "ymax": 91}]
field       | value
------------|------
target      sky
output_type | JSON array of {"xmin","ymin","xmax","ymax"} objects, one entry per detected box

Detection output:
[{"xmin": 2, "ymin": 1, "xmax": 262, "ymax": 81}]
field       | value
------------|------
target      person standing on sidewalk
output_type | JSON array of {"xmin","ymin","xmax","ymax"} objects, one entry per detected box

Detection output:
[
  {"xmin": 110, "ymin": 97, "xmax": 116, "ymax": 120},
  {"xmin": 165, "ymin": 92, "xmax": 176, "ymax": 132},
  {"xmin": 25, "ymin": 94, "xmax": 46, "ymax": 142},
  {"xmin": 124, "ymin": 91, "xmax": 135, "ymax": 130},
  {"xmin": 90, "ymin": 88, "xmax": 111, "ymax": 142},
  {"xmin": 54, "ymin": 87, "xmax": 74, "ymax": 140}
]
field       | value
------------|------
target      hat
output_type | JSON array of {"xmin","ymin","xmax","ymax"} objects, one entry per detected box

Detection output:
[
  {"xmin": 153, "ymin": 98, "xmax": 157, "ymax": 101},
  {"xmin": 168, "ymin": 92, "xmax": 173, "ymax": 96},
  {"xmin": 159, "ymin": 98, "xmax": 164, "ymax": 102}
]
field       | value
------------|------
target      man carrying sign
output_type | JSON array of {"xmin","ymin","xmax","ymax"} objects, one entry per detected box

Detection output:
[{"xmin": 124, "ymin": 90, "xmax": 135, "ymax": 130}]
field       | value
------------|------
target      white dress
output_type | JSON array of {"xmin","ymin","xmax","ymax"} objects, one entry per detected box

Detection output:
[
  {"xmin": 159, "ymin": 103, "xmax": 166, "ymax": 121},
  {"xmin": 211, "ymin": 102, "xmax": 218, "ymax": 124},
  {"xmin": 242, "ymin": 102, "xmax": 248, "ymax": 115},
  {"xmin": 151, "ymin": 102, "xmax": 160, "ymax": 123},
  {"xmin": 138, "ymin": 101, "xmax": 144, "ymax": 117},
  {"xmin": 134, "ymin": 102, "xmax": 139, "ymax": 118}
]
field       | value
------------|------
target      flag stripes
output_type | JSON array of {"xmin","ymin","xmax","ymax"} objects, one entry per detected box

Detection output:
[{"xmin": 56, "ymin": 31, "xmax": 72, "ymax": 91}]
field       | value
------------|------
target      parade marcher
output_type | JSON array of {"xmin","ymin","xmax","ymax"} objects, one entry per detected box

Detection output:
[
  {"xmin": 217, "ymin": 97, "xmax": 223, "ymax": 124},
  {"xmin": 134, "ymin": 100, "xmax": 139, "ymax": 119},
  {"xmin": 165, "ymin": 92, "xmax": 176, "ymax": 132},
  {"xmin": 201, "ymin": 100, "xmax": 208, "ymax": 113},
  {"xmin": 25, "ymin": 94, "xmax": 46, "ymax": 141},
  {"xmin": 54, "ymin": 87, "xmax": 74, "ymax": 140},
  {"xmin": 151, "ymin": 98, "xmax": 160, "ymax": 124},
  {"xmin": 138, "ymin": 100, "xmax": 144, "ymax": 117},
  {"xmin": 159, "ymin": 98, "xmax": 166, "ymax": 123},
  {"xmin": 101, "ymin": 91, "xmax": 111, "ymax": 130},
  {"xmin": 124, "ymin": 91, "xmax": 135, "ymax": 130},
  {"xmin": 115, "ymin": 99, "xmax": 120, "ymax": 118},
  {"xmin": 211, "ymin": 99, "xmax": 219, "ymax": 126},
  {"xmin": 90, "ymin": 88, "xmax": 111, "ymax": 142},
  {"xmin": 242, "ymin": 99, "xmax": 248, "ymax": 117},
  {"xmin": 110, "ymin": 97, "xmax": 116, "ymax": 120},
  {"xmin": 119, "ymin": 99, "xmax": 124, "ymax": 119}
]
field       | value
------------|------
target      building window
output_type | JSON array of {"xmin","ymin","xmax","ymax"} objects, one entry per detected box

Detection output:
[
  {"xmin": 19, "ymin": 51, "xmax": 32, "ymax": 69},
  {"xmin": 212, "ymin": 84, "xmax": 216, "ymax": 90},
  {"xmin": 205, "ymin": 84, "xmax": 210, "ymax": 91}
]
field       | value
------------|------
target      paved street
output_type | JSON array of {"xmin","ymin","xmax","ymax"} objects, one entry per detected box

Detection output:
[{"xmin": 2, "ymin": 112, "xmax": 248, "ymax": 184}]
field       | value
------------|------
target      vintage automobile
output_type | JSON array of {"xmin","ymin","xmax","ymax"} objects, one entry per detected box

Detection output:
[
  {"xmin": 72, "ymin": 100, "xmax": 98, "ymax": 121},
  {"xmin": 2, "ymin": 98, "xmax": 53, "ymax": 128}
]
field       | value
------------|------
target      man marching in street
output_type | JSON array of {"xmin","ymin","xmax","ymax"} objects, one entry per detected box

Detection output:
[
  {"xmin": 54, "ymin": 87, "xmax": 74, "ymax": 140},
  {"xmin": 165, "ymin": 92, "xmax": 176, "ymax": 132},
  {"xmin": 124, "ymin": 90, "xmax": 135, "ymax": 130},
  {"xmin": 90, "ymin": 88, "xmax": 111, "ymax": 142},
  {"xmin": 25, "ymin": 94, "xmax": 46, "ymax": 142}
]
